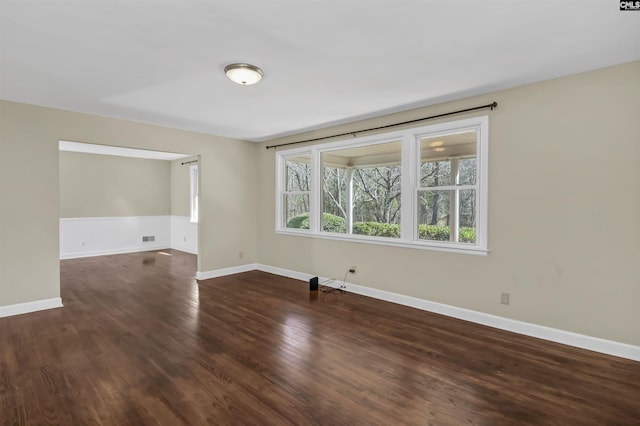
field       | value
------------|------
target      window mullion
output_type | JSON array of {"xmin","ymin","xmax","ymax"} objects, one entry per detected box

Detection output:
[
  {"xmin": 477, "ymin": 119, "xmax": 489, "ymax": 249},
  {"xmin": 309, "ymin": 149, "xmax": 321, "ymax": 233},
  {"xmin": 346, "ymin": 167, "xmax": 354, "ymax": 234},
  {"xmin": 450, "ymin": 159, "xmax": 459, "ymax": 242},
  {"xmin": 275, "ymin": 154, "xmax": 284, "ymax": 230},
  {"xmin": 400, "ymin": 135, "xmax": 414, "ymax": 242}
]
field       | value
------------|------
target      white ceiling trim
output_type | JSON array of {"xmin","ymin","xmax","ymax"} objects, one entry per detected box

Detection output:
[{"xmin": 58, "ymin": 140, "xmax": 191, "ymax": 161}]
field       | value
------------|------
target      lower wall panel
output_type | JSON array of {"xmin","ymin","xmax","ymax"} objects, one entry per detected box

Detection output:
[
  {"xmin": 60, "ymin": 216, "xmax": 172, "ymax": 259},
  {"xmin": 170, "ymin": 216, "xmax": 198, "ymax": 254},
  {"xmin": 60, "ymin": 215, "xmax": 198, "ymax": 259}
]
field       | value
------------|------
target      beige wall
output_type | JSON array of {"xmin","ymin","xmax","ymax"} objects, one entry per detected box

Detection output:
[
  {"xmin": 0, "ymin": 100, "xmax": 258, "ymax": 306},
  {"xmin": 171, "ymin": 157, "xmax": 197, "ymax": 217},
  {"xmin": 59, "ymin": 151, "xmax": 171, "ymax": 218},
  {"xmin": 257, "ymin": 61, "xmax": 640, "ymax": 346},
  {"xmin": 0, "ymin": 103, "xmax": 60, "ymax": 306},
  {"xmin": 1, "ymin": 61, "xmax": 638, "ymax": 348}
]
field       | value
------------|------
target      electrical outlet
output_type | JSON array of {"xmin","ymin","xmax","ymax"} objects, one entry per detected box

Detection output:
[
  {"xmin": 349, "ymin": 266, "xmax": 356, "ymax": 274},
  {"xmin": 183, "ymin": 236, "xmax": 187, "ymax": 242},
  {"xmin": 501, "ymin": 292, "xmax": 510, "ymax": 305},
  {"xmin": 239, "ymin": 250, "xmax": 244, "ymax": 259}
]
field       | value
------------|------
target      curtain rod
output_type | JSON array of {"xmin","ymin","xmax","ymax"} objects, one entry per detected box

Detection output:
[
  {"xmin": 181, "ymin": 159, "xmax": 198, "ymax": 165},
  {"xmin": 265, "ymin": 101, "xmax": 497, "ymax": 150}
]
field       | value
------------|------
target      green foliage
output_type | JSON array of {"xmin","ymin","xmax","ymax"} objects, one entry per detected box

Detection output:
[
  {"xmin": 418, "ymin": 225, "xmax": 449, "ymax": 241},
  {"xmin": 286, "ymin": 213, "xmax": 310, "ymax": 229},
  {"xmin": 416, "ymin": 225, "xmax": 476, "ymax": 242},
  {"xmin": 286, "ymin": 212, "xmax": 346, "ymax": 233},
  {"xmin": 322, "ymin": 213, "xmax": 347, "ymax": 233},
  {"xmin": 353, "ymin": 222, "xmax": 400, "ymax": 237},
  {"xmin": 352, "ymin": 222, "xmax": 476, "ymax": 243},
  {"xmin": 458, "ymin": 227, "xmax": 476, "ymax": 243},
  {"xmin": 288, "ymin": 214, "xmax": 476, "ymax": 243}
]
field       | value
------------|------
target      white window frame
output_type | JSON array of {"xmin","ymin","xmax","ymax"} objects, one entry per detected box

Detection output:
[
  {"xmin": 276, "ymin": 149, "xmax": 314, "ymax": 231},
  {"xmin": 190, "ymin": 164, "xmax": 199, "ymax": 223},
  {"xmin": 275, "ymin": 116, "xmax": 489, "ymax": 255}
]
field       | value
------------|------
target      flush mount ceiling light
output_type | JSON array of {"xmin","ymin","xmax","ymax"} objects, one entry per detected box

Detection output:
[{"xmin": 224, "ymin": 63, "xmax": 264, "ymax": 85}]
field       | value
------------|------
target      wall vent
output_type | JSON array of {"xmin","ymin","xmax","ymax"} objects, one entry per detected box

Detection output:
[{"xmin": 142, "ymin": 235, "xmax": 155, "ymax": 242}]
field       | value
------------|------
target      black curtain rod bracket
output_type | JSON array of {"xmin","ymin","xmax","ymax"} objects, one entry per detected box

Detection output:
[{"xmin": 266, "ymin": 101, "xmax": 497, "ymax": 150}]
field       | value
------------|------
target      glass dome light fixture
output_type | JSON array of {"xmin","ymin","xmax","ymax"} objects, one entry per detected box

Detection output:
[{"xmin": 224, "ymin": 63, "xmax": 264, "ymax": 85}]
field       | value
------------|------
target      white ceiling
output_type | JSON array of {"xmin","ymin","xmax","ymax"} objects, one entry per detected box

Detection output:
[{"xmin": 1, "ymin": 1, "xmax": 639, "ymax": 142}]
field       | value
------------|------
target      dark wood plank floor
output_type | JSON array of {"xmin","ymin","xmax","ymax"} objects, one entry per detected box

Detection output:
[{"xmin": 1, "ymin": 250, "xmax": 639, "ymax": 425}]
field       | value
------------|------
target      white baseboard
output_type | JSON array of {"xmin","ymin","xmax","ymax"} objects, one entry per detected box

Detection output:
[
  {"xmin": 0, "ymin": 297, "xmax": 63, "ymax": 318},
  {"xmin": 60, "ymin": 245, "xmax": 171, "ymax": 259},
  {"xmin": 154, "ymin": 262, "xmax": 640, "ymax": 362},
  {"xmin": 250, "ymin": 264, "xmax": 640, "ymax": 362},
  {"xmin": 196, "ymin": 263, "xmax": 258, "ymax": 280},
  {"xmin": 256, "ymin": 264, "xmax": 311, "ymax": 282},
  {"xmin": 339, "ymin": 280, "xmax": 640, "ymax": 362}
]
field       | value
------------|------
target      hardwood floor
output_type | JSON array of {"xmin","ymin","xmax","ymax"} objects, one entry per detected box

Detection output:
[{"xmin": 1, "ymin": 250, "xmax": 639, "ymax": 425}]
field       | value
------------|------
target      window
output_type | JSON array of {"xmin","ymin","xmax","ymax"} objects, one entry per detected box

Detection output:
[
  {"xmin": 276, "ymin": 116, "xmax": 488, "ymax": 254},
  {"xmin": 190, "ymin": 164, "xmax": 199, "ymax": 223},
  {"xmin": 280, "ymin": 153, "xmax": 312, "ymax": 230},
  {"xmin": 321, "ymin": 141, "xmax": 402, "ymax": 238},
  {"xmin": 417, "ymin": 130, "xmax": 478, "ymax": 243}
]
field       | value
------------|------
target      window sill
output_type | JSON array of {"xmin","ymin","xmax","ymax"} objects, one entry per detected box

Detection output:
[{"xmin": 275, "ymin": 229, "xmax": 488, "ymax": 256}]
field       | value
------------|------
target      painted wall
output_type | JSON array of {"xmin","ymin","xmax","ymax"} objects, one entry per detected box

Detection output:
[
  {"xmin": 58, "ymin": 152, "xmax": 199, "ymax": 257},
  {"xmin": 60, "ymin": 151, "xmax": 171, "ymax": 218},
  {"xmin": 256, "ymin": 61, "xmax": 640, "ymax": 346},
  {"xmin": 0, "ymin": 103, "xmax": 60, "ymax": 307},
  {"xmin": 0, "ymin": 100, "xmax": 258, "ymax": 306},
  {"xmin": 170, "ymin": 158, "xmax": 199, "ymax": 254},
  {"xmin": 59, "ymin": 151, "xmax": 172, "ymax": 257},
  {"xmin": 170, "ymin": 157, "xmax": 196, "ymax": 217},
  {"xmin": 1, "ymin": 61, "xmax": 638, "ymax": 348}
]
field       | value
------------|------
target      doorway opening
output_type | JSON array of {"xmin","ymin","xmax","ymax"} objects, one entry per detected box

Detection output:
[{"xmin": 58, "ymin": 140, "xmax": 200, "ymax": 270}]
